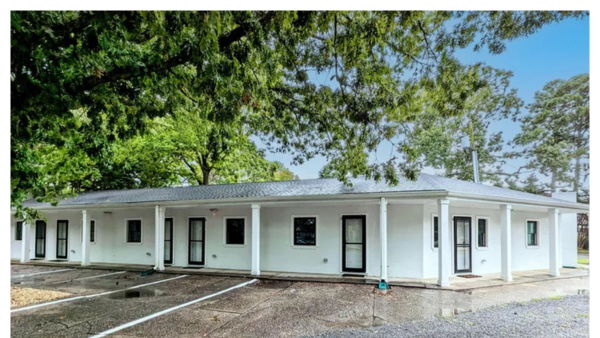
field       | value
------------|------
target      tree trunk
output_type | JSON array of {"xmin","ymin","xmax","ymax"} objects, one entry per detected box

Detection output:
[
  {"xmin": 202, "ymin": 168, "xmax": 211, "ymax": 185},
  {"xmin": 550, "ymin": 169, "xmax": 557, "ymax": 193},
  {"xmin": 574, "ymin": 155, "xmax": 581, "ymax": 195}
]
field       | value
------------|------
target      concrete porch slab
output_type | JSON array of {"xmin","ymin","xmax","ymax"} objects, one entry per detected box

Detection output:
[{"xmin": 12, "ymin": 260, "xmax": 588, "ymax": 291}]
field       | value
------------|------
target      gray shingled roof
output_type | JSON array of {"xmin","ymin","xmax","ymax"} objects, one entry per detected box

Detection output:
[{"xmin": 23, "ymin": 173, "xmax": 587, "ymax": 210}]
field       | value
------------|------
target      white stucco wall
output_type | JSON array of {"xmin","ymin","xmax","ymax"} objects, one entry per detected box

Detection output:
[
  {"xmin": 260, "ymin": 204, "xmax": 381, "ymax": 276},
  {"xmin": 422, "ymin": 204, "xmax": 551, "ymax": 279},
  {"xmin": 10, "ymin": 218, "xmax": 22, "ymax": 259},
  {"xmin": 168, "ymin": 206, "xmax": 253, "ymax": 269},
  {"xmin": 552, "ymin": 192, "xmax": 579, "ymax": 268},
  {"xmin": 11, "ymin": 210, "xmax": 84, "ymax": 262},
  {"xmin": 387, "ymin": 204, "xmax": 423, "ymax": 278}
]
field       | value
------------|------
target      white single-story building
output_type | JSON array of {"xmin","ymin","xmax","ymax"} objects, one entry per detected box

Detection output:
[{"xmin": 10, "ymin": 174, "xmax": 588, "ymax": 287}]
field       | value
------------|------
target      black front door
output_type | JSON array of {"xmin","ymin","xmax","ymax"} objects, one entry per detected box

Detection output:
[
  {"xmin": 342, "ymin": 215, "xmax": 366, "ymax": 273},
  {"xmin": 188, "ymin": 218, "xmax": 205, "ymax": 265},
  {"xmin": 164, "ymin": 218, "xmax": 173, "ymax": 264},
  {"xmin": 56, "ymin": 220, "xmax": 68, "ymax": 259},
  {"xmin": 35, "ymin": 220, "xmax": 46, "ymax": 258},
  {"xmin": 454, "ymin": 217, "xmax": 472, "ymax": 273}
]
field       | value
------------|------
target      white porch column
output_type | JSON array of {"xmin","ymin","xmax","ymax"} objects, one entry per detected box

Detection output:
[
  {"xmin": 379, "ymin": 197, "xmax": 388, "ymax": 284},
  {"xmin": 251, "ymin": 204, "xmax": 261, "ymax": 276},
  {"xmin": 160, "ymin": 206, "xmax": 166, "ymax": 270},
  {"xmin": 82, "ymin": 210, "xmax": 91, "ymax": 266},
  {"xmin": 20, "ymin": 220, "xmax": 30, "ymax": 263},
  {"xmin": 155, "ymin": 205, "xmax": 166, "ymax": 271},
  {"xmin": 549, "ymin": 208, "xmax": 560, "ymax": 277},
  {"xmin": 437, "ymin": 198, "xmax": 451, "ymax": 287},
  {"xmin": 500, "ymin": 204, "xmax": 512, "ymax": 282}
]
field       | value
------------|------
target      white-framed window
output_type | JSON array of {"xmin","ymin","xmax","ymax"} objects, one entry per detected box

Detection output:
[
  {"xmin": 223, "ymin": 217, "xmax": 246, "ymax": 246},
  {"xmin": 291, "ymin": 215, "xmax": 318, "ymax": 248},
  {"xmin": 526, "ymin": 219, "xmax": 539, "ymax": 248},
  {"xmin": 15, "ymin": 221, "xmax": 23, "ymax": 241},
  {"xmin": 431, "ymin": 214, "xmax": 439, "ymax": 250},
  {"xmin": 81, "ymin": 219, "xmax": 96, "ymax": 243},
  {"xmin": 476, "ymin": 217, "xmax": 489, "ymax": 249},
  {"xmin": 126, "ymin": 219, "xmax": 143, "ymax": 244},
  {"xmin": 90, "ymin": 220, "xmax": 96, "ymax": 243}
]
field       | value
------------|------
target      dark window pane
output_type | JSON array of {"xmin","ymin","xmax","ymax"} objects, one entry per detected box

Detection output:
[
  {"xmin": 90, "ymin": 220, "xmax": 95, "ymax": 242},
  {"xmin": 16, "ymin": 221, "xmax": 23, "ymax": 241},
  {"xmin": 226, "ymin": 218, "xmax": 245, "ymax": 245},
  {"xmin": 433, "ymin": 217, "xmax": 438, "ymax": 248},
  {"xmin": 294, "ymin": 217, "xmax": 316, "ymax": 246},
  {"xmin": 478, "ymin": 219, "xmax": 487, "ymax": 247},
  {"xmin": 527, "ymin": 221, "xmax": 537, "ymax": 246},
  {"xmin": 128, "ymin": 220, "xmax": 142, "ymax": 243}
]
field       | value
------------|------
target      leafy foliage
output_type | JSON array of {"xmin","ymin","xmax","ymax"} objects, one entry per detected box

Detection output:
[
  {"xmin": 11, "ymin": 11, "xmax": 587, "ymax": 221},
  {"xmin": 509, "ymin": 73, "xmax": 589, "ymax": 196},
  {"xmin": 404, "ymin": 67, "xmax": 523, "ymax": 185}
]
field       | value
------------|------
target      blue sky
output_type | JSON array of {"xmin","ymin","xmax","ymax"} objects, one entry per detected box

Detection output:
[{"xmin": 260, "ymin": 16, "xmax": 590, "ymax": 182}]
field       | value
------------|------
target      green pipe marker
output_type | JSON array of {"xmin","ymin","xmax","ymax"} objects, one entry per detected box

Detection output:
[{"xmin": 140, "ymin": 268, "xmax": 156, "ymax": 276}]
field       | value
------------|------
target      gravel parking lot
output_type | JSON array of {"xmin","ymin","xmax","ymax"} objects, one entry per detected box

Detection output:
[
  {"xmin": 10, "ymin": 265, "xmax": 590, "ymax": 338},
  {"xmin": 310, "ymin": 295, "xmax": 590, "ymax": 338}
]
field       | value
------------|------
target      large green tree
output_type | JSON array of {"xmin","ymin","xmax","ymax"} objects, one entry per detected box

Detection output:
[
  {"xmin": 11, "ymin": 11, "xmax": 587, "ymax": 219},
  {"xmin": 510, "ymin": 73, "xmax": 589, "ymax": 196},
  {"xmin": 118, "ymin": 111, "xmax": 296, "ymax": 186},
  {"xmin": 401, "ymin": 67, "xmax": 522, "ymax": 185}
]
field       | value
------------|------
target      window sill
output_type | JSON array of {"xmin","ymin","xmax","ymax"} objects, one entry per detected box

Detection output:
[
  {"xmin": 475, "ymin": 247, "xmax": 489, "ymax": 251},
  {"xmin": 125, "ymin": 242, "xmax": 143, "ymax": 245},
  {"xmin": 291, "ymin": 245, "xmax": 318, "ymax": 250},
  {"xmin": 525, "ymin": 245, "xmax": 540, "ymax": 250},
  {"xmin": 223, "ymin": 244, "xmax": 246, "ymax": 248}
]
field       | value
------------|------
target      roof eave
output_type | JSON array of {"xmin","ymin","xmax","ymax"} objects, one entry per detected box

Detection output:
[
  {"xmin": 16, "ymin": 190, "xmax": 450, "ymax": 212},
  {"xmin": 448, "ymin": 192, "xmax": 589, "ymax": 211}
]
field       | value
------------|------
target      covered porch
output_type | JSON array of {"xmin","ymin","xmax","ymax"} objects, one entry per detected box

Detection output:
[
  {"xmin": 11, "ymin": 258, "xmax": 589, "ymax": 291},
  {"xmin": 14, "ymin": 191, "xmax": 584, "ymax": 287}
]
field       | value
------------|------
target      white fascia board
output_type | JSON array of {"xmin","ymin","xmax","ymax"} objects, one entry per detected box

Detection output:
[
  {"xmin": 14, "ymin": 189, "xmax": 588, "ymax": 213},
  {"xmin": 448, "ymin": 193, "xmax": 589, "ymax": 212}
]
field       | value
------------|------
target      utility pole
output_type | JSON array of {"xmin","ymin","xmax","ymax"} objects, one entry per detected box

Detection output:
[{"xmin": 461, "ymin": 121, "xmax": 480, "ymax": 183}]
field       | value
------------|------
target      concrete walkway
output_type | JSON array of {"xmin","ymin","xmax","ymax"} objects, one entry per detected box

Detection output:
[{"xmin": 11, "ymin": 259, "xmax": 589, "ymax": 291}]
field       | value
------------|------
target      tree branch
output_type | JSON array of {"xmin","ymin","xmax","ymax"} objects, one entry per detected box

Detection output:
[{"xmin": 76, "ymin": 11, "xmax": 278, "ymax": 93}]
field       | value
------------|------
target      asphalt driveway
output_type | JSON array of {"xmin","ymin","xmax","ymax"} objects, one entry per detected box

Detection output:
[{"xmin": 11, "ymin": 265, "xmax": 590, "ymax": 338}]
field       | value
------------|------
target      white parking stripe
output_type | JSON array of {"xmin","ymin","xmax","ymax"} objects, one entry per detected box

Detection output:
[
  {"xmin": 89, "ymin": 279, "xmax": 258, "ymax": 338},
  {"xmin": 11, "ymin": 274, "xmax": 188, "ymax": 313},
  {"xmin": 75, "ymin": 271, "xmax": 127, "ymax": 281},
  {"xmin": 12, "ymin": 268, "xmax": 72, "ymax": 279},
  {"xmin": 54, "ymin": 271, "xmax": 127, "ymax": 283}
]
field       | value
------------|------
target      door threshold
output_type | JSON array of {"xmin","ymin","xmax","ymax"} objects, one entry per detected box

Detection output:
[{"xmin": 342, "ymin": 273, "xmax": 366, "ymax": 278}]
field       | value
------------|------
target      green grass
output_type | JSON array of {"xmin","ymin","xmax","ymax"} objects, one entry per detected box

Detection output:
[
  {"xmin": 578, "ymin": 258, "xmax": 589, "ymax": 265},
  {"xmin": 533, "ymin": 296, "xmax": 562, "ymax": 302},
  {"xmin": 578, "ymin": 249, "xmax": 589, "ymax": 254}
]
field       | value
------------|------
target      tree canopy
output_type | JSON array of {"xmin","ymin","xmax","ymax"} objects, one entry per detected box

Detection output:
[
  {"xmin": 403, "ymin": 67, "xmax": 523, "ymax": 185},
  {"xmin": 510, "ymin": 73, "xmax": 589, "ymax": 197},
  {"xmin": 11, "ymin": 11, "xmax": 588, "ymax": 219}
]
